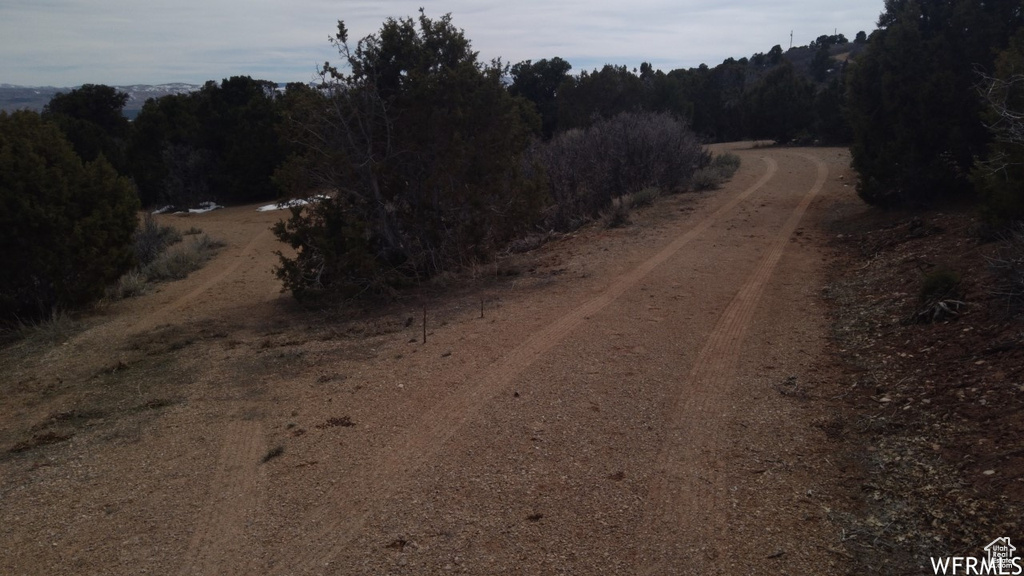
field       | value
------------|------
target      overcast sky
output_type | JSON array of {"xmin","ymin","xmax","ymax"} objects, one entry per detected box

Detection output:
[{"xmin": 1, "ymin": 0, "xmax": 884, "ymax": 87}]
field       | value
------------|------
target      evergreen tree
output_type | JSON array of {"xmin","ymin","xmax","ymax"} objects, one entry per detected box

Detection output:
[
  {"xmin": 193, "ymin": 76, "xmax": 283, "ymax": 203},
  {"xmin": 743, "ymin": 61, "xmax": 814, "ymax": 142},
  {"xmin": 813, "ymin": 77, "xmax": 852, "ymax": 144},
  {"xmin": 274, "ymin": 11, "xmax": 544, "ymax": 298},
  {"xmin": 128, "ymin": 77, "xmax": 284, "ymax": 206},
  {"xmin": 847, "ymin": 0, "xmax": 1024, "ymax": 206},
  {"xmin": 43, "ymin": 84, "xmax": 131, "ymax": 173},
  {"xmin": 0, "ymin": 111, "xmax": 138, "ymax": 321},
  {"xmin": 128, "ymin": 93, "xmax": 203, "ymax": 206},
  {"xmin": 556, "ymin": 65, "xmax": 645, "ymax": 131},
  {"xmin": 510, "ymin": 57, "xmax": 572, "ymax": 138},
  {"xmin": 809, "ymin": 45, "xmax": 834, "ymax": 82}
]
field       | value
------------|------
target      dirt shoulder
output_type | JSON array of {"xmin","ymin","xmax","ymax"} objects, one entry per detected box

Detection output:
[
  {"xmin": 824, "ymin": 207, "xmax": 1024, "ymax": 573},
  {"xmin": 2, "ymin": 145, "xmax": 866, "ymax": 575}
]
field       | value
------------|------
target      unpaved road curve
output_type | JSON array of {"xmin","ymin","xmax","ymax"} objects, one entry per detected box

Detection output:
[{"xmin": 0, "ymin": 145, "xmax": 856, "ymax": 575}]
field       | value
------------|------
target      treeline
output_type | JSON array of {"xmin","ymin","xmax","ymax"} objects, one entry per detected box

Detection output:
[
  {"xmin": 268, "ymin": 18, "xmax": 864, "ymax": 299},
  {"xmin": 0, "ymin": 79, "xmax": 288, "ymax": 322},
  {"xmin": 514, "ymin": 33, "xmax": 860, "ymax": 145},
  {"xmin": 845, "ymin": 0, "xmax": 1024, "ymax": 214},
  {"xmin": 2, "ymin": 10, "xmax": 721, "ymax": 317},
  {"xmin": 24, "ymin": 30, "xmax": 859, "ymax": 216},
  {"xmin": 17, "ymin": 1, "xmax": 1024, "ymax": 315},
  {"xmin": 40, "ymin": 78, "xmax": 286, "ymax": 208}
]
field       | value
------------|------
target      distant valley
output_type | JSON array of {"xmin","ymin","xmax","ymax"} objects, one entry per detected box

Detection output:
[{"xmin": 0, "ymin": 83, "xmax": 201, "ymax": 118}]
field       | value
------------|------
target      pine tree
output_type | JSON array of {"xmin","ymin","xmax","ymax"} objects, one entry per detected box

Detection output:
[
  {"xmin": 273, "ymin": 11, "xmax": 544, "ymax": 298},
  {"xmin": 0, "ymin": 111, "xmax": 138, "ymax": 321},
  {"xmin": 847, "ymin": 0, "xmax": 1024, "ymax": 207}
]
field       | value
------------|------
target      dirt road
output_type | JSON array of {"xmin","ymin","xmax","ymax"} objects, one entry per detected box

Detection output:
[{"xmin": 0, "ymin": 145, "xmax": 858, "ymax": 574}]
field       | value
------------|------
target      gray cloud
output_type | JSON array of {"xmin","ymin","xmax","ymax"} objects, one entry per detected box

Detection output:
[{"xmin": 0, "ymin": 0, "xmax": 882, "ymax": 86}]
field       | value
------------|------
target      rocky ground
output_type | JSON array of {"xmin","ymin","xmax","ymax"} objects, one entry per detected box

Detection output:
[
  {"xmin": 824, "ymin": 207, "xmax": 1024, "ymax": 573},
  {"xmin": 2, "ymin": 144, "xmax": 1018, "ymax": 575}
]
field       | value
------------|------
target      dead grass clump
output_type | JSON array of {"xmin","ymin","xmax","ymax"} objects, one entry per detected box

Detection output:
[
  {"xmin": 692, "ymin": 153, "xmax": 742, "ymax": 191},
  {"xmin": 914, "ymin": 266, "xmax": 966, "ymax": 323},
  {"xmin": 601, "ymin": 199, "xmax": 631, "ymax": 229},
  {"xmin": 627, "ymin": 186, "xmax": 661, "ymax": 209},
  {"xmin": 3, "ymin": 309, "xmax": 80, "ymax": 346},
  {"xmin": 109, "ymin": 215, "xmax": 225, "ymax": 300},
  {"xmin": 107, "ymin": 270, "xmax": 148, "ymax": 300},
  {"xmin": 317, "ymin": 416, "xmax": 355, "ymax": 428},
  {"xmin": 711, "ymin": 152, "xmax": 741, "ymax": 179},
  {"xmin": 140, "ymin": 234, "xmax": 225, "ymax": 283},
  {"xmin": 919, "ymin": 267, "xmax": 961, "ymax": 302},
  {"xmin": 134, "ymin": 214, "xmax": 183, "ymax": 267},
  {"xmin": 507, "ymin": 231, "xmax": 554, "ymax": 254},
  {"xmin": 987, "ymin": 224, "xmax": 1024, "ymax": 314}
]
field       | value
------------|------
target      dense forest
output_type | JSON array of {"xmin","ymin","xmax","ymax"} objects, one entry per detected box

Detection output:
[{"xmin": 2, "ymin": 0, "xmax": 1023, "ymax": 318}]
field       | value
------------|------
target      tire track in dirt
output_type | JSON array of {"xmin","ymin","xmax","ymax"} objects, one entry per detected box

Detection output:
[
  {"xmin": 639, "ymin": 152, "xmax": 828, "ymax": 574},
  {"xmin": 179, "ymin": 419, "xmax": 266, "ymax": 576},
  {"xmin": 278, "ymin": 157, "xmax": 781, "ymax": 574},
  {"xmin": 163, "ymin": 221, "xmax": 281, "ymax": 575},
  {"xmin": 129, "ymin": 227, "xmax": 274, "ymax": 334}
]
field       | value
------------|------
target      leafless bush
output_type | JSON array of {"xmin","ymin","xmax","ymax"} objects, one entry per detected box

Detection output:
[
  {"xmin": 134, "ymin": 214, "xmax": 182, "ymax": 267},
  {"xmin": 979, "ymin": 71, "xmax": 1024, "ymax": 148},
  {"xmin": 529, "ymin": 112, "xmax": 703, "ymax": 230},
  {"xmin": 988, "ymin": 224, "xmax": 1024, "ymax": 313},
  {"xmin": 601, "ymin": 198, "xmax": 631, "ymax": 228}
]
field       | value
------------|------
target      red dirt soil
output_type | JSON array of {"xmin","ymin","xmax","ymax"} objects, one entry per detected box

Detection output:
[{"xmin": 1, "ymin": 145, "xmax": 863, "ymax": 574}]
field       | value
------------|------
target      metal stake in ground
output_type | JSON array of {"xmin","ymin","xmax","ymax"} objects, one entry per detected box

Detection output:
[{"xmin": 423, "ymin": 307, "xmax": 427, "ymax": 344}]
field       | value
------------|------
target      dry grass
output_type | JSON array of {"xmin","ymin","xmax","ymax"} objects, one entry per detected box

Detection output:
[
  {"xmin": 692, "ymin": 153, "xmax": 742, "ymax": 191},
  {"xmin": 141, "ymin": 234, "xmax": 225, "ymax": 282},
  {"xmin": 3, "ymin": 309, "xmax": 80, "ymax": 347},
  {"xmin": 627, "ymin": 186, "xmax": 661, "ymax": 209},
  {"xmin": 109, "ymin": 232, "xmax": 226, "ymax": 300}
]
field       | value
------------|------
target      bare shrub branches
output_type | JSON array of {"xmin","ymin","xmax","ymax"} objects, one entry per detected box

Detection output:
[
  {"xmin": 979, "ymin": 71, "xmax": 1024, "ymax": 148},
  {"xmin": 529, "ymin": 111, "xmax": 703, "ymax": 230}
]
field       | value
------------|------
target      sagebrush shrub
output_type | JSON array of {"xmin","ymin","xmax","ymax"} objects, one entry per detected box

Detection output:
[
  {"xmin": 530, "ymin": 111, "xmax": 703, "ymax": 230},
  {"xmin": 141, "ymin": 234, "xmax": 223, "ymax": 282},
  {"xmin": 107, "ymin": 271, "xmax": 147, "ymax": 300},
  {"xmin": 691, "ymin": 168, "xmax": 723, "ymax": 191},
  {"xmin": 602, "ymin": 200, "xmax": 631, "ymax": 229},
  {"xmin": 134, "ymin": 214, "xmax": 182, "ymax": 267},
  {"xmin": 628, "ymin": 187, "xmax": 661, "ymax": 209},
  {"xmin": 711, "ymin": 153, "xmax": 741, "ymax": 179}
]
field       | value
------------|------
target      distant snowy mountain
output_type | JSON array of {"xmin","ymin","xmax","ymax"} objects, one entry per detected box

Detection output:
[{"xmin": 0, "ymin": 83, "xmax": 202, "ymax": 118}]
